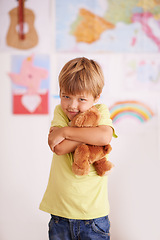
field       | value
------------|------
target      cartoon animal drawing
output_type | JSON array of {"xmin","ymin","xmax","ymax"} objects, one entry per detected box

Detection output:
[{"xmin": 8, "ymin": 55, "xmax": 48, "ymax": 95}]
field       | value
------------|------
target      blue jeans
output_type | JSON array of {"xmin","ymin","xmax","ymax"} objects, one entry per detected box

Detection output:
[{"xmin": 48, "ymin": 215, "xmax": 110, "ymax": 240}]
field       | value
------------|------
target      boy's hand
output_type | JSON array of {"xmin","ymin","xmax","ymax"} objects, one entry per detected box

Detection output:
[{"xmin": 48, "ymin": 127, "xmax": 65, "ymax": 152}]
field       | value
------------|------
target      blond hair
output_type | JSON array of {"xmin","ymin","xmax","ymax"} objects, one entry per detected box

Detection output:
[{"xmin": 58, "ymin": 57, "xmax": 104, "ymax": 99}]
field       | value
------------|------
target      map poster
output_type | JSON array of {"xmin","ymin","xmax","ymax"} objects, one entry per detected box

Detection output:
[{"xmin": 56, "ymin": 0, "xmax": 160, "ymax": 52}]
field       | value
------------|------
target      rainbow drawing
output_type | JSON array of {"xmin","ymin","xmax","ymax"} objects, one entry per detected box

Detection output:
[{"xmin": 109, "ymin": 100, "xmax": 154, "ymax": 123}]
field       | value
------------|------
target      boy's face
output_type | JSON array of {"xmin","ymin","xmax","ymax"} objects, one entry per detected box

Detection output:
[{"xmin": 60, "ymin": 91, "xmax": 100, "ymax": 120}]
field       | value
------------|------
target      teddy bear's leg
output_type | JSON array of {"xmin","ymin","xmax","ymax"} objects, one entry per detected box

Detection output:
[
  {"xmin": 72, "ymin": 144, "xmax": 90, "ymax": 176},
  {"xmin": 87, "ymin": 144, "xmax": 112, "ymax": 165},
  {"xmin": 94, "ymin": 158, "xmax": 114, "ymax": 176},
  {"xmin": 72, "ymin": 162, "xmax": 90, "ymax": 176}
]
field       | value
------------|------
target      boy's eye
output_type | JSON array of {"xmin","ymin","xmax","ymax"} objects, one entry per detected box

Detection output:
[
  {"xmin": 79, "ymin": 98, "xmax": 86, "ymax": 102},
  {"xmin": 63, "ymin": 95, "xmax": 69, "ymax": 99}
]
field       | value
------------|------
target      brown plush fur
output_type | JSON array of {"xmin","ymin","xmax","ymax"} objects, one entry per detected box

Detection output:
[{"xmin": 71, "ymin": 106, "xmax": 114, "ymax": 176}]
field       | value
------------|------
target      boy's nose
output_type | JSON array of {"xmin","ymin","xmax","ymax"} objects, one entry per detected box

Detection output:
[{"xmin": 69, "ymin": 99, "xmax": 78, "ymax": 109}]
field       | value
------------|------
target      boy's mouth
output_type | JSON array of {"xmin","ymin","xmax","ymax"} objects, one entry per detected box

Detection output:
[
  {"xmin": 68, "ymin": 110, "xmax": 79, "ymax": 114},
  {"xmin": 67, "ymin": 110, "xmax": 79, "ymax": 118}
]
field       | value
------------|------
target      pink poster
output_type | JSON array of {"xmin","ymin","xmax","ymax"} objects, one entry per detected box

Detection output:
[{"xmin": 9, "ymin": 55, "xmax": 50, "ymax": 114}]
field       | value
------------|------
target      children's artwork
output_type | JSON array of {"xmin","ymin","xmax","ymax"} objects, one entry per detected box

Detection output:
[
  {"xmin": 109, "ymin": 100, "xmax": 154, "ymax": 124},
  {"xmin": 125, "ymin": 55, "xmax": 160, "ymax": 91},
  {"xmin": 56, "ymin": 0, "xmax": 160, "ymax": 52},
  {"xmin": 0, "ymin": 0, "xmax": 51, "ymax": 52},
  {"xmin": 8, "ymin": 55, "xmax": 50, "ymax": 114}
]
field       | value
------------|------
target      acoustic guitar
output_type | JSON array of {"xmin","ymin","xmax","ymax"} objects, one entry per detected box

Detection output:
[{"xmin": 6, "ymin": 7, "xmax": 38, "ymax": 49}]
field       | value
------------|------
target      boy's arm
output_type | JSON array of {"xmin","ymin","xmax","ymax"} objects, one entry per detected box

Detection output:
[
  {"xmin": 64, "ymin": 125, "xmax": 113, "ymax": 146},
  {"xmin": 48, "ymin": 127, "xmax": 82, "ymax": 154},
  {"xmin": 48, "ymin": 125, "xmax": 113, "ymax": 155},
  {"xmin": 53, "ymin": 139, "xmax": 82, "ymax": 155}
]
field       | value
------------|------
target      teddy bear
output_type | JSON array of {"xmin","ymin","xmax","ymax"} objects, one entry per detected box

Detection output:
[{"xmin": 70, "ymin": 106, "xmax": 114, "ymax": 176}]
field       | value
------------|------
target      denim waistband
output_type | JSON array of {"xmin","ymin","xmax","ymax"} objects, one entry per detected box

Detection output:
[{"xmin": 51, "ymin": 214, "xmax": 108, "ymax": 223}]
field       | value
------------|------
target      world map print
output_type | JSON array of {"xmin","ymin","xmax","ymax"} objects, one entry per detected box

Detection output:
[{"xmin": 56, "ymin": 0, "xmax": 160, "ymax": 52}]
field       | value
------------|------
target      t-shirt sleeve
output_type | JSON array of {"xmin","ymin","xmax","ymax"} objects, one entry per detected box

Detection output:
[
  {"xmin": 96, "ymin": 104, "xmax": 118, "ymax": 138},
  {"xmin": 50, "ymin": 105, "xmax": 69, "ymax": 128}
]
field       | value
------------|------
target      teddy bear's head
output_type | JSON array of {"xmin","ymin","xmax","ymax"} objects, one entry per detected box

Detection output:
[{"xmin": 70, "ymin": 106, "xmax": 100, "ymax": 127}]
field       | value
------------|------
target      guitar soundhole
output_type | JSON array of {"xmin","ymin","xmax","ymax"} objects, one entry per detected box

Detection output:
[{"xmin": 16, "ymin": 22, "xmax": 29, "ymax": 34}]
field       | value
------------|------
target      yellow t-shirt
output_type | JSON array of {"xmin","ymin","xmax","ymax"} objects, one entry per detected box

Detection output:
[{"xmin": 39, "ymin": 104, "xmax": 117, "ymax": 219}]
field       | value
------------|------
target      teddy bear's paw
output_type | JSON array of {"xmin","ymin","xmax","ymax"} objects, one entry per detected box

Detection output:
[
  {"xmin": 103, "ymin": 144, "xmax": 112, "ymax": 154},
  {"xmin": 94, "ymin": 158, "xmax": 114, "ymax": 176},
  {"xmin": 72, "ymin": 163, "xmax": 90, "ymax": 176}
]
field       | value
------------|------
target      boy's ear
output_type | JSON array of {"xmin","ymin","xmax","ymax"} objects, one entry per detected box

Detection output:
[{"xmin": 94, "ymin": 94, "xmax": 101, "ymax": 103}]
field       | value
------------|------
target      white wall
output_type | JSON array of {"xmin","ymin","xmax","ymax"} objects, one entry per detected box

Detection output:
[
  {"xmin": 0, "ymin": 1, "xmax": 160, "ymax": 240},
  {"xmin": 0, "ymin": 53, "xmax": 51, "ymax": 240}
]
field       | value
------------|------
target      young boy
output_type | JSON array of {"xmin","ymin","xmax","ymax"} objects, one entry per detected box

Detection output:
[{"xmin": 39, "ymin": 57, "xmax": 117, "ymax": 240}]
